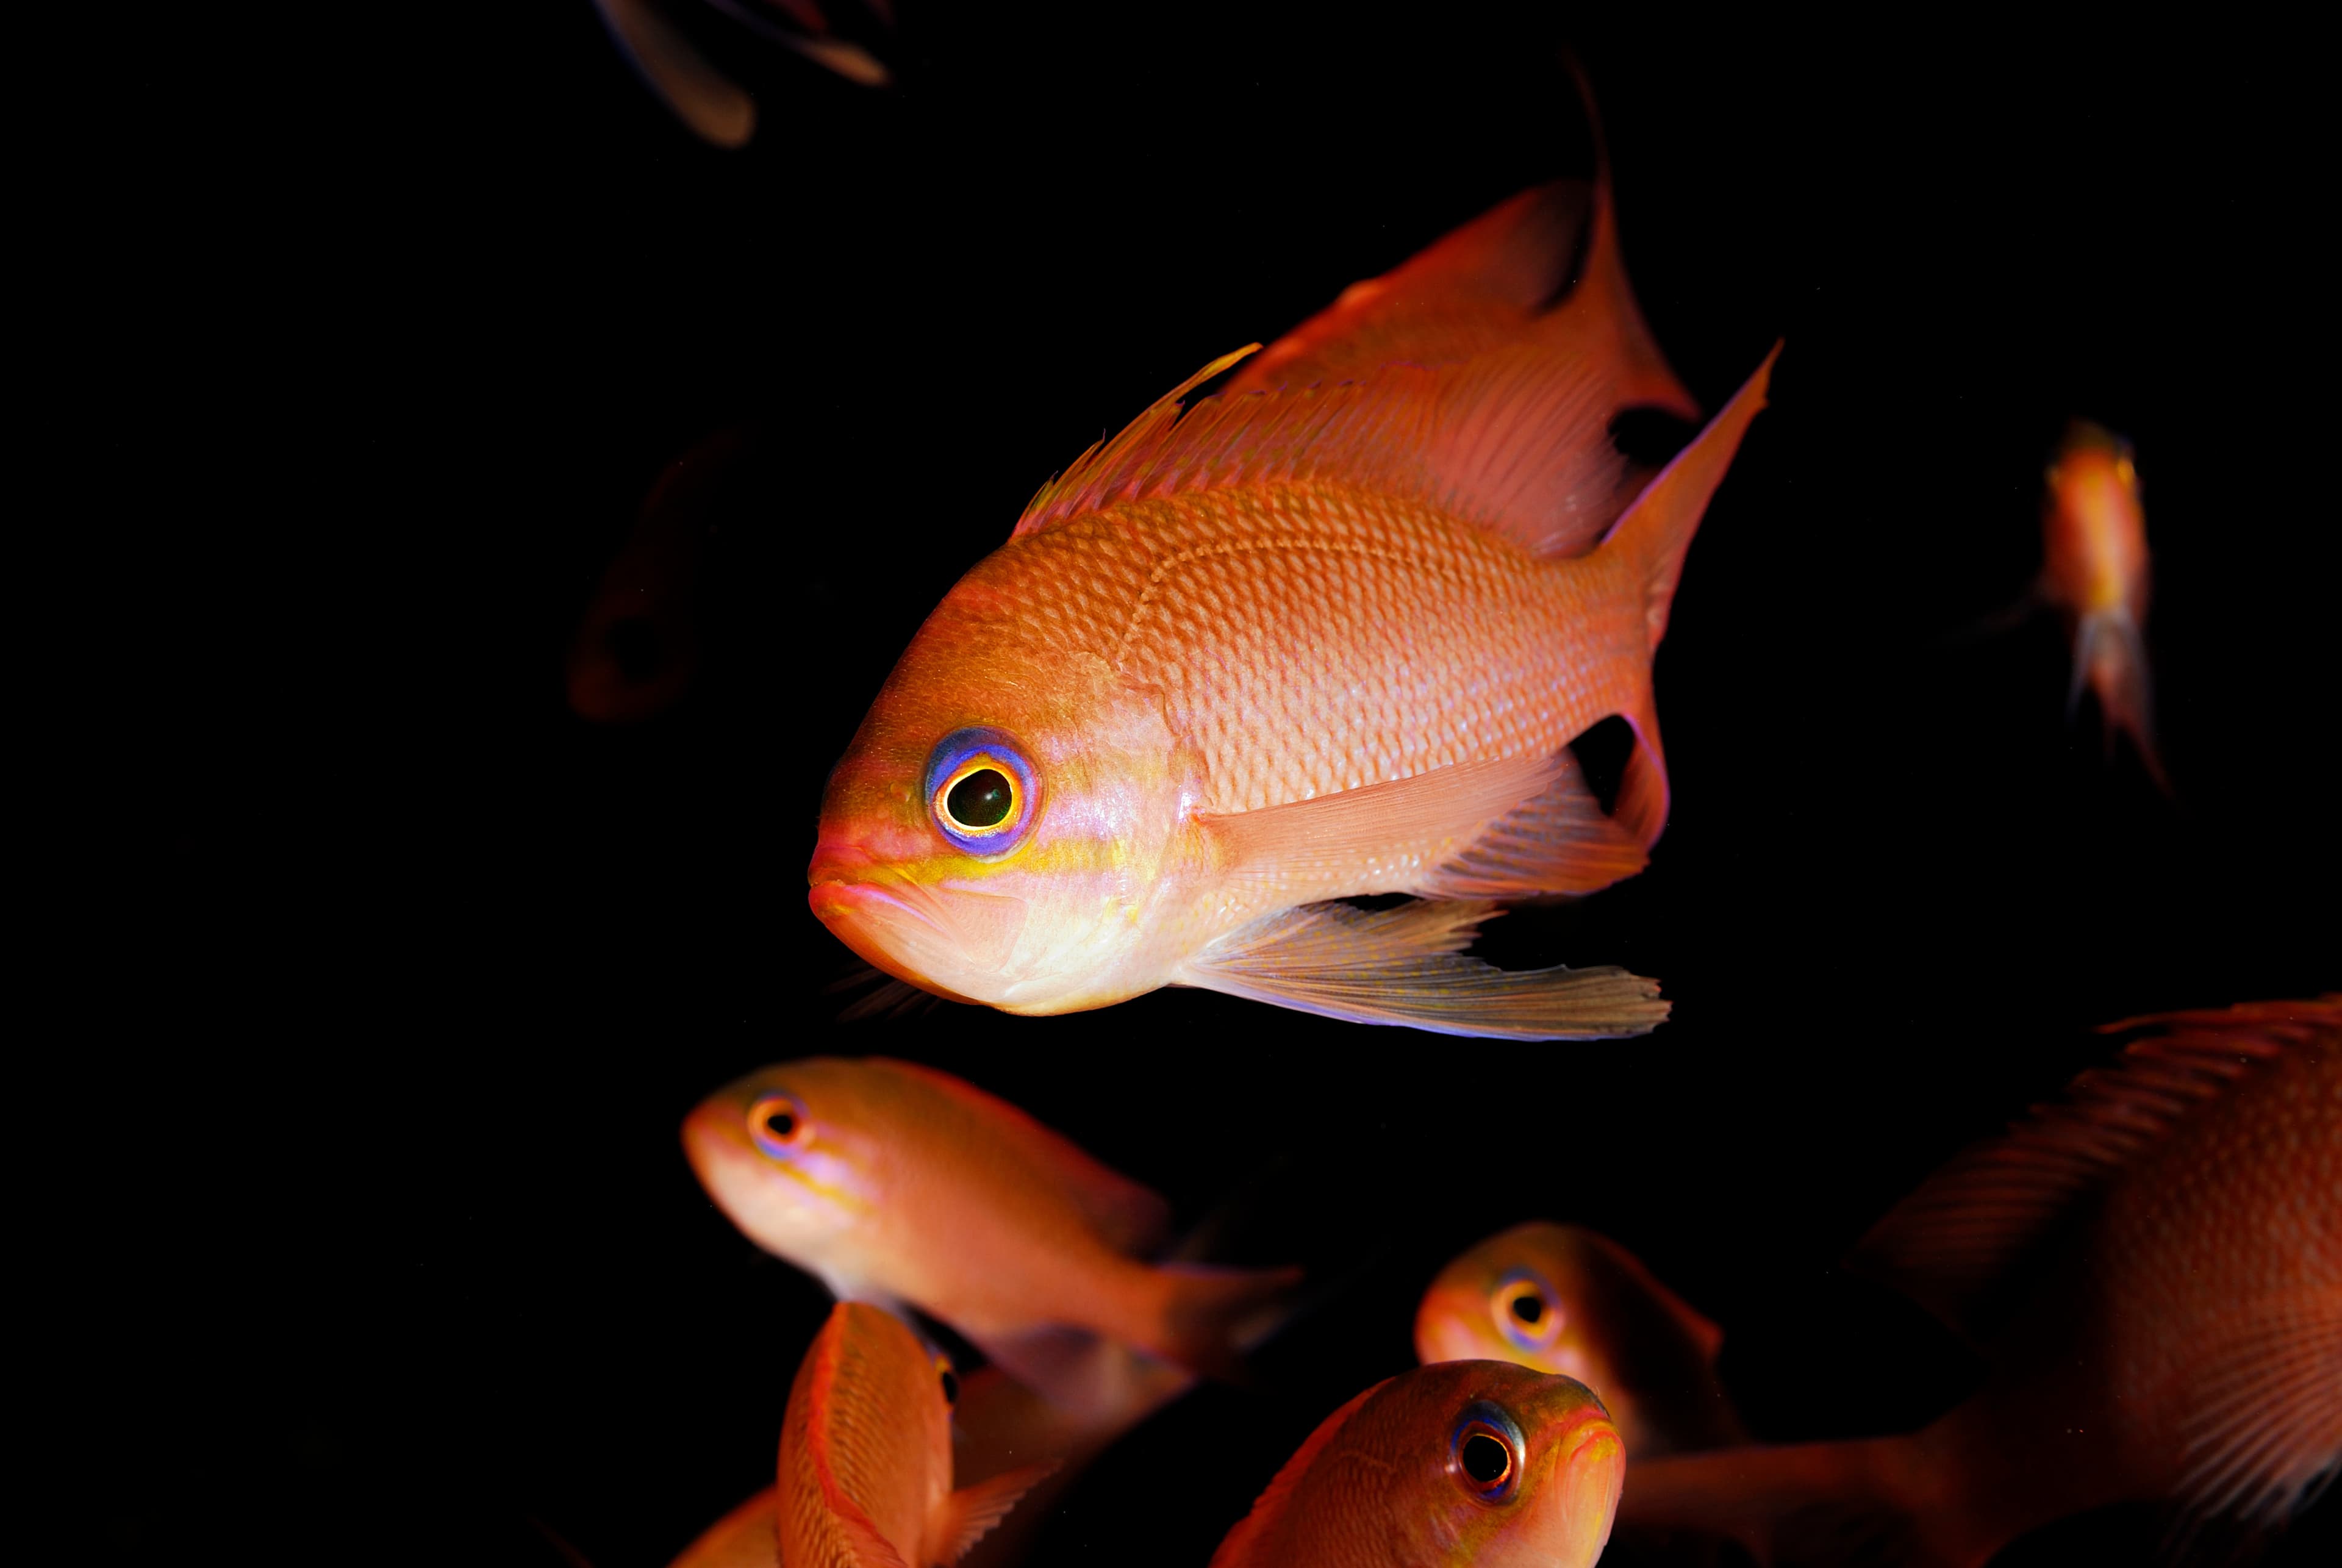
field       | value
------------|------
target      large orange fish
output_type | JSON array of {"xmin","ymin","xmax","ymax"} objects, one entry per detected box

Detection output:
[
  {"xmin": 1208, "ymin": 1359, "xmax": 1626, "ymax": 1567},
  {"xmin": 1619, "ymin": 997, "xmax": 2342, "ymax": 1564},
  {"xmin": 806, "ymin": 149, "xmax": 1779, "ymax": 1039},
  {"xmin": 775, "ymin": 1301, "xmax": 1050, "ymax": 1568},
  {"xmin": 2039, "ymin": 419, "xmax": 2168, "ymax": 790},
  {"xmin": 682, "ymin": 1056, "xmax": 1297, "ymax": 1403},
  {"xmin": 1416, "ymin": 1221, "xmax": 1746, "ymax": 1459}
]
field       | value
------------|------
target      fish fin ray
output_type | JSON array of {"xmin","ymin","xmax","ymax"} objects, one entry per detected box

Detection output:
[
  {"xmin": 1850, "ymin": 997, "xmax": 2342, "ymax": 1344},
  {"xmin": 589, "ymin": 0, "xmax": 757, "ymax": 148},
  {"xmin": 2079, "ymin": 606, "xmax": 2172, "ymax": 795},
  {"xmin": 1178, "ymin": 899, "xmax": 1667, "ymax": 1040},
  {"xmin": 1578, "ymin": 1229, "xmax": 1728, "ymax": 1367},
  {"xmin": 1417, "ymin": 750, "xmax": 1648, "ymax": 898},
  {"xmin": 1142, "ymin": 1262, "xmax": 1306, "ymax": 1385},
  {"xmin": 1015, "ymin": 345, "xmax": 1635, "ymax": 560},
  {"xmin": 934, "ymin": 1461, "xmax": 1059, "ymax": 1565},
  {"xmin": 872, "ymin": 1060, "xmax": 1172, "ymax": 1257},
  {"xmin": 1205, "ymin": 1381, "xmax": 1391, "ymax": 1567},
  {"xmin": 1603, "ymin": 341, "xmax": 1779, "ymax": 654},
  {"xmin": 2165, "ymin": 1294, "xmax": 2342, "ymax": 1553},
  {"xmin": 1202, "ymin": 752, "xmax": 1566, "ymax": 889}
]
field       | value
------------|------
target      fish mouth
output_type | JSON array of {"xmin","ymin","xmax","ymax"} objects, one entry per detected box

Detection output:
[{"xmin": 808, "ymin": 863, "xmax": 1030, "ymax": 990}]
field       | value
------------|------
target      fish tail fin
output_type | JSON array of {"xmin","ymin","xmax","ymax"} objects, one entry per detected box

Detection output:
[
  {"xmin": 1130, "ymin": 1262, "xmax": 1305, "ymax": 1385},
  {"xmin": 1620, "ymin": 1433, "xmax": 2000, "ymax": 1568},
  {"xmin": 1586, "ymin": 342, "xmax": 1780, "ymax": 847},
  {"xmin": 2074, "ymin": 607, "xmax": 2171, "ymax": 794},
  {"xmin": 1605, "ymin": 341, "xmax": 1780, "ymax": 656}
]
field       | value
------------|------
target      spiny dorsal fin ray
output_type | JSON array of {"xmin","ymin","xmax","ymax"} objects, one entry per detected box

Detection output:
[
  {"xmin": 1015, "ymin": 346, "xmax": 1630, "ymax": 562},
  {"xmin": 1849, "ymin": 996, "xmax": 2342, "ymax": 1346},
  {"xmin": 1177, "ymin": 899, "xmax": 1667, "ymax": 1041}
]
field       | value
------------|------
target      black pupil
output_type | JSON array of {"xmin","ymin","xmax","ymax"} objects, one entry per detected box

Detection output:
[
  {"xmin": 1510, "ymin": 1293, "xmax": 1544, "ymax": 1325},
  {"xmin": 947, "ymin": 768, "xmax": 1014, "ymax": 829},
  {"xmin": 939, "ymin": 1369, "xmax": 959, "ymax": 1405},
  {"xmin": 764, "ymin": 1110, "xmax": 795, "ymax": 1139},
  {"xmin": 1462, "ymin": 1431, "xmax": 1511, "ymax": 1486}
]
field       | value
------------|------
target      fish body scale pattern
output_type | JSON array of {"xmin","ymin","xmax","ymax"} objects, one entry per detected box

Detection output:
[
  {"xmin": 2097, "ymin": 1046, "xmax": 2342, "ymax": 1484},
  {"xmin": 781, "ymin": 1311, "xmax": 937, "ymax": 1567},
  {"xmin": 974, "ymin": 481, "xmax": 1641, "ymax": 815}
]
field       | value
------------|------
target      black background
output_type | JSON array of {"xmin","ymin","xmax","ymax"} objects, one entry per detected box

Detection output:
[{"xmin": 74, "ymin": 4, "xmax": 2335, "ymax": 1565}]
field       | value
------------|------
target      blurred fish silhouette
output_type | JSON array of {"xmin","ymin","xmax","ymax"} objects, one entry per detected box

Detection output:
[
  {"xmin": 682, "ymin": 1056, "xmax": 1298, "ymax": 1405},
  {"xmin": 775, "ymin": 1301, "xmax": 1052, "ymax": 1567},
  {"xmin": 2041, "ymin": 420, "xmax": 2168, "ymax": 791},
  {"xmin": 1416, "ymin": 1221, "xmax": 1746, "ymax": 1459},
  {"xmin": 1208, "ymin": 1360, "xmax": 1626, "ymax": 1568},
  {"xmin": 590, "ymin": 0, "xmax": 889, "ymax": 149},
  {"xmin": 1619, "ymin": 997, "xmax": 2342, "ymax": 1564},
  {"xmin": 566, "ymin": 424, "xmax": 753, "ymax": 723},
  {"xmin": 808, "ymin": 96, "xmax": 1778, "ymax": 1039}
]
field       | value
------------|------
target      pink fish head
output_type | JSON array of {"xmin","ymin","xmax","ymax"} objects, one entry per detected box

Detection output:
[{"xmin": 808, "ymin": 584, "xmax": 1206, "ymax": 1015}]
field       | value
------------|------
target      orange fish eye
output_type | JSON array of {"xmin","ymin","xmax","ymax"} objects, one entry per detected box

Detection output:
[
  {"xmin": 923, "ymin": 728, "xmax": 1040, "ymax": 855},
  {"xmin": 748, "ymin": 1090, "xmax": 812, "ymax": 1158},
  {"xmin": 1449, "ymin": 1402, "xmax": 1525, "ymax": 1505},
  {"xmin": 1492, "ymin": 1269, "xmax": 1563, "ymax": 1351},
  {"xmin": 937, "ymin": 761, "xmax": 1019, "ymax": 836}
]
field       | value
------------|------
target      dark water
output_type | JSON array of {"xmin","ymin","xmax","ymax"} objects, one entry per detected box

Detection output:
[{"xmin": 79, "ymin": 5, "xmax": 2334, "ymax": 1565}]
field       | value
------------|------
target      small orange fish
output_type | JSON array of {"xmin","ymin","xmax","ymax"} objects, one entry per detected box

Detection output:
[
  {"xmin": 1619, "ymin": 997, "xmax": 2342, "ymax": 1564},
  {"xmin": 1208, "ymin": 1359, "xmax": 1625, "ymax": 1567},
  {"xmin": 776, "ymin": 1301, "xmax": 1050, "ymax": 1568},
  {"xmin": 808, "ymin": 146, "xmax": 1778, "ymax": 1038},
  {"xmin": 567, "ymin": 424, "xmax": 747, "ymax": 723},
  {"xmin": 2040, "ymin": 419, "xmax": 2168, "ymax": 790},
  {"xmin": 1416, "ymin": 1221, "xmax": 1746, "ymax": 1459},
  {"xmin": 682, "ymin": 1056, "xmax": 1297, "ymax": 1402},
  {"xmin": 590, "ymin": 0, "xmax": 890, "ymax": 150},
  {"xmin": 676, "ymin": 1344, "xmax": 1192, "ymax": 1568}
]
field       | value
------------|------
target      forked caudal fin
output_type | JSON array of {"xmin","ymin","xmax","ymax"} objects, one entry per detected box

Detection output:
[
  {"xmin": 1594, "ymin": 340, "xmax": 1781, "ymax": 848},
  {"xmin": 1177, "ymin": 898, "xmax": 1667, "ymax": 1040}
]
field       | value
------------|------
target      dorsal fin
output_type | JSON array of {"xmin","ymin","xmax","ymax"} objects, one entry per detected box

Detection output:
[
  {"xmin": 1577, "ymin": 1228, "xmax": 1727, "ymax": 1366},
  {"xmin": 1014, "ymin": 346, "xmax": 1634, "ymax": 560},
  {"xmin": 873, "ymin": 1059, "xmax": 1171, "ymax": 1258},
  {"xmin": 1205, "ymin": 1380, "xmax": 1389, "ymax": 1567},
  {"xmin": 1849, "ymin": 997, "xmax": 2341, "ymax": 1345}
]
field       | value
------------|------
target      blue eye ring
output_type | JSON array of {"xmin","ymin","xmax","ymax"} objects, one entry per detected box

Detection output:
[
  {"xmin": 748, "ymin": 1090, "xmax": 812, "ymax": 1159},
  {"xmin": 1449, "ymin": 1400, "xmax": 1525, "ymax": 1505},
  {"xmin": 1492, "ymin": 1267, "xmax": 1563, "ymax": 1351},
  {"xmin": 923, "ymin": 728, "xmax": 1039, "ymax": 856}
]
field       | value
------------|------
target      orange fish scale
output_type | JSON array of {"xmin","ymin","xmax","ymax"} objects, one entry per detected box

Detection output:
[{"xmin": 963, "ymin": 478, "xmax": 1642, "ymax": 816}]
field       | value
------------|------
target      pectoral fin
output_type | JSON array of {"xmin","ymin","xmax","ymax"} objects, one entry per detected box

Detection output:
[
  {"xmin": 932, "ymin": 1461, "xmax": 1059, "ymax": 1566},
  {"xmin": 1177, "ymin": 899, "xmax": 1666, "ymax": 1040}
]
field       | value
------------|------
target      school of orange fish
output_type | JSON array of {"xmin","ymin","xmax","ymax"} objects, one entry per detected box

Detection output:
[{"xmin": 570, "ymin": 59, "xmax": 2340, "ymax": 1568}]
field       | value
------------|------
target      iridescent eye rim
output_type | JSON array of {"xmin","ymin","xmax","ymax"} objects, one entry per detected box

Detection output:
[
  {"xmin": 1449, "ymin": 1400, "xmax": 1526, "ymax": 1505},
  {"xmin": 1493, "ymin": 1267, "xmax": 1563, "ymax": 1351},
  {"xmin": 923, "ymin": 727, "xmax": 1039, "ymax": 856},
  {"xmin": 748, "ymin": 1090, "xmax": 812, "ymax": 1159}
]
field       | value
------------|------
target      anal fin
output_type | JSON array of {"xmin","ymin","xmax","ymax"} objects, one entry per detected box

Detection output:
[
  {"xmin": 1176, "ymin": 899, "xmax": 1666, "ymax": 1040},
  {"xmin": 1417, "ymin": 750, "xmax": 1647, "ymax": 899},
  {"xmin": 934, "ymin": 1461, "xmax": 1059, "ymax": 1566}
]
